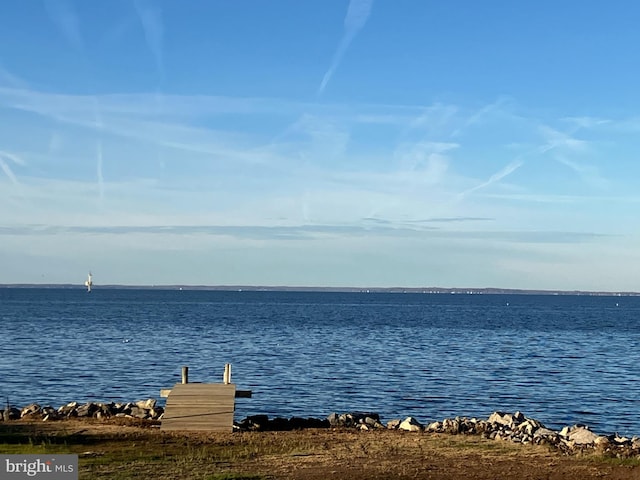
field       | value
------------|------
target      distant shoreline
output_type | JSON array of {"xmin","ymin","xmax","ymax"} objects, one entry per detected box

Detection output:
[{"xmin": 1, "ymin": 284, "xmax": 638, "ymax": 296}]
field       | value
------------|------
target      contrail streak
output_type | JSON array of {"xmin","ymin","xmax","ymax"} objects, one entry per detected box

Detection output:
[
  {"xmin": 0, "ymin": 150, "xmax": 26, "ymax": 166},
  {"xmin": 134, "ymin": 0, "xmax": 164, "ymax": 78},
  {"xmin": 93, "ymin": 97, "xmax": 105, "ymax": 200},
  {"xmin": 458, "ymin": 159, "xmax": 525, "ymax": 199},
  {"xmin": 318, "ymin": 0, "xmax": 373, "ymax": 95},
  {"xmin": 0, "ymin": 157, "xmax": 19, "ymax": 185},
  {"xmin": 96, "ymin": 139, "xmax": 104, "ymax": 200},
  {"xmin": 43, "ymin": 0, "xmax": 83, "ymax": 50},
  {"xmin": 0, "ymin": 150, "xmax": 26, "ymax": 185}
]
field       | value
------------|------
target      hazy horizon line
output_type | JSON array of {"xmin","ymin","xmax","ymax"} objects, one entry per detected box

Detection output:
[{"xmin": 1, "ymin": 283, "xmax": 638, "ymax": 296}]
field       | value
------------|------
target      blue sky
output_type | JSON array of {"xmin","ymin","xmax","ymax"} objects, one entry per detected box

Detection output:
[{"xmin": 1, "ymin": 1, "xmax": 639, "ymax": 291}]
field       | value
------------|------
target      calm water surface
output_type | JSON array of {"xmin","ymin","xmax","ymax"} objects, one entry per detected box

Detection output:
[{"xmin": 1, "ymin": 288, "xmax": 639, "ymax": 435}]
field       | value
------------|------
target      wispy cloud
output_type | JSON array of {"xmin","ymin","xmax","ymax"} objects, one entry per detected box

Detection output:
[
  {"xmin": 408, "ymin": 104, "xmax": 459, "ymax": 132},
  {"xmin": 318, "ymin": 0, "xmax": 373, "ymax": 95},
  {"xmin": 134, "ymin": 0, "xmax": 164, "ymax": 78},
  {"xmin": 0, "ymin": 85, "xmax": 447, "ymax": 128},
  {"xmin": 2, "ymin": 83, "xmax": 636, "ymax": 239},
  {"xmin": 537, "ymin": 123, "xmax": 612, "ymax": 190},
  {"xmin": 0, "ymin": 150, "xmax": 26, "ymax": 166},
  {"xmin": 0, "ymin": 160, "xmax": 18, "ymax": 184},
  {"xmin": 459, "ymin": 159, "xmax": 525, "ymax": 198},
  {"xmin": 480, "ymin": 193, "xmax": 640, "ymax": 204},
  {"xmin": 561, "ymin": 116, "xmax": 611, "ymax": 130},
  {"xmin": 555, "ymin": 155, "xmax": 609, "ymax": 190},
  {"xmin": 0, "ymin": 87, "xmax": 279, "ymax": 167},
  {"xmin": 276, "ymin": 113, "xmax": 350, "ymax": 162},
  {"xmin": 394, "ymin": 141, "xmax": 454, "ymax": 184},
  {"xmin": 538, "ymin": 125, "xmax": 588, "ymax": 154},
  {"xmin": 414, "ymin": 217, "xmax": 494, "ymax": 223},
  {"xmin": 0, "ymin": 150, "xmax": 25, "ymax": 185},
  {"xmin": 485, "ymin": 160, "xmax": 525, "ymax": 184},
  {"xmin": 451, "ymin": 97, "xmax": 515, "ymax": 137},
  {"xmin": 96, "ymin": 139, "xmax": 105, "ymax": 199},
  {"xmin": 43, "ymin": 0, "xmax": 83, "ymax": 50},
  {"xmin": 93, "ymin": 98, "xmax": 105, "ymax": 200},
  {"xmin": 0, "ymin": 223, "xmax": 609, "ymax": 245},
  {"xmin": 0, "ymin": 222, "xmax": 434, "ymax": 240},
  {"xmin": 0, "ymin": 63, "xmax": 29, "ymax": 89}
]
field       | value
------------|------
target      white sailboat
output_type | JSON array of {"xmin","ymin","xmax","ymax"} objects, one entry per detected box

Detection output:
[{"xmin": 84, "ymin": 272, "xmax": 93, "ymax": 292}]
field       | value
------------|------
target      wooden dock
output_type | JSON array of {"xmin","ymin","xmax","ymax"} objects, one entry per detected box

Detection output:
[
  {"xmin": 160, "ymin": 365, "xmax": 251, "ymax": 432},
  {"xmin": 161, "ymin": 383, "xmax": 237, "ymax": 432}
]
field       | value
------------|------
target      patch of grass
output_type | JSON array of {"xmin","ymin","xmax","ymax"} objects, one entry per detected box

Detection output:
[
  {"xmin": 591, "ymin": 455, "xmax": 640, "ymax": 467},
  {"xmin": 63, "ymin": 432, "xmax": 300, "ymax": 479},
  {"xmin": 0, "ymin": 443, "xmax": 69, "ymax": 454},
  {"xmin": 0, "ymin": 434, "xmax": 74, "ymax": 455},
  {"xmin": 6, "ymin": 421, "xmax": 640, "ymax": 479}
]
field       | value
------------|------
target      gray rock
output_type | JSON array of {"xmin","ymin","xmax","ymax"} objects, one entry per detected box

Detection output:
[
  {"xmin": 361, "ymin": 418, "xmax": 384, "ymax": 429},
  {"xmin": 567, "ymin": 426, "xmax": 599, "ymax": 445},
  {"xmin": 136, "ymin": 398, "xmax": 156, "ymax": 410},
  {"xmin": 98, "ymin": 404, "xmax": 113, "ymax": 417},
  {"xmin": 149, "ymin": 407, "xmax": 164, "ymax": 419},
  {"xmin": 399, "ymin": 416, "xmax": 423, "ymax": 432},
  {"xmin": 363, "ymin": 416, "xmax": 380, "ymax": 427},
  {"xmin": 594, "ymin": 436, "xmax": 611, "ymax": 449},
  {"xmin": 128, "ymin": 406, "xmax": 143, "ymax": 417},
  {"xmin": 325, "ymin": 412, "xmax": 380, "ymax": 428},
  {"xmin": 386, "ymin": 419, "xmax": 401, "ymax": 430},
  {"xmin": 57, "ymin": 402, "xmax": 79, "ymax": 417},
  {"xmin": 533, "ymin": 427, "xmax": 559, "ymax": 441},
  {"xmin": 425, "ymin": 421, "xmax": 442, "ymax": 432},
  {"xmin": 488, "ymin": 411, "xmax": 513, "ymax": 426},
  {"xmin": 76, "ymin": 403, "xmax": 98, "ymax": 418},
  {"xmin": 516, "ymin": 418, "xmax": 544, "ymax": 435},
  {"xmin": 21, "ymin": 403, "xmax": 42, "ymax": 418},
  {"xmin": 442, "ymin": 417, "xmax": 461, "ymax": 434}
]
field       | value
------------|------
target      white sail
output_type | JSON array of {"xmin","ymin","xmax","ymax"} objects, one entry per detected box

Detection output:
[{"xmin": 84, "ymin": 272, "xmax": 93, "ymax": 292}]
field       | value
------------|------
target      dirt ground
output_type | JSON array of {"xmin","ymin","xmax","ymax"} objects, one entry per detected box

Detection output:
[
  {"xmin": 2, "ymin": 419, "xmax": 640, "ymax": 479},
  {"xmin": 224, "ymin": 430, "xmax": 640, "ymax": 480}
]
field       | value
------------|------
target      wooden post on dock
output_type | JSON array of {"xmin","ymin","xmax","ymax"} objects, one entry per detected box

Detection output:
[
  {"xmin": 223, "ymin": 363, "xmax": 231, "ymax": 384},
  {"xmin": 160, "ymin": 364, "xmax": 251, "ymax": 431}
]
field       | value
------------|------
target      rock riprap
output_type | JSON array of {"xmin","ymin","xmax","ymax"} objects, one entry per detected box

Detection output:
[
  {"xmin": 0, "ymin": 399, "xmax": 163, "ymax": 422},
  {"xmin": 3, "ymin": 402, "xmax": 640, "ymax": 457},
  {"xmin": 241, "ymin": 409, "xmax": 640, "ymax": 457}
]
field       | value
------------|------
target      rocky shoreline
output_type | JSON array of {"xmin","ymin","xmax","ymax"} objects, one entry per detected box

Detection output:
[{"xmin": 2, "ymin": 400, "xmax": 639, "ymax": 458}]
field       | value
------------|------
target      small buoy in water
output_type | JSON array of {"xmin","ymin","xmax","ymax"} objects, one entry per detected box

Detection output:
[{"xmin": 123, "ymin": 338, "xmax": 131, "ymax": 343}]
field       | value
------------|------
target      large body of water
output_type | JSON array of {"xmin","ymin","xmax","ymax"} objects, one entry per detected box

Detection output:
[{"xmin": 1, "ymin": 288, "xmax": 639, "ymax": 435}]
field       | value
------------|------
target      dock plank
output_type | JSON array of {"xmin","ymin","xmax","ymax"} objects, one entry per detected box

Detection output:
[{"xmin": 161, "ymin": 383, "xmax": 237, "ymax": 432}]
